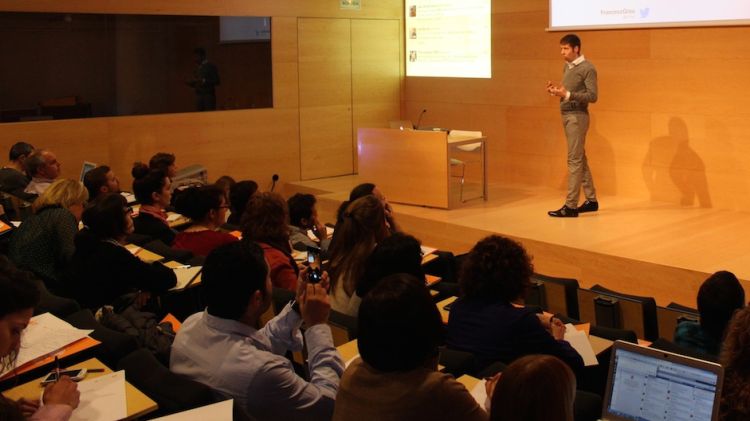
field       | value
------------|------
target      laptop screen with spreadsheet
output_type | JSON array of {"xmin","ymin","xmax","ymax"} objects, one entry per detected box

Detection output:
[{"xmin": 602, "ymin": 341, "xmax": 723, "ymax": 421}]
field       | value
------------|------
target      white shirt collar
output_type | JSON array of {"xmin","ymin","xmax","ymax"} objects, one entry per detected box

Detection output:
[{"xmin": 567, "ymin": 54, "xmax": 586, "ymax": 69}]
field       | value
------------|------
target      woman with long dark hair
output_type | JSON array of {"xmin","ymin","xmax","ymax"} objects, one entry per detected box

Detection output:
[
  {"xmin": 719, "ymin": 306, "xmax": 750, "ymax": 420},
  {"xmin": 328, "ymin": 195, "xmax": 390, "ymax": 316},
  {"xmin": 68, "ymin": 193, "xmax": 176, "ymax": 311},
  {"xmin": 173, "ymin": 185, "xmax": 237, "ymax": 257},
  {"xmin": 0, "ymin": 256, "xmax": 80, "ymax": 420}
]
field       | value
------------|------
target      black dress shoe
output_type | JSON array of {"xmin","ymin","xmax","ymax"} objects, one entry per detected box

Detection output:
[
  {"xmin": 577, "ymin": 200, "xmax": 599, "ymax": 213},
  {"xmin": 548, "ymin": 205, "xmax": 578, "ymax": 218}
]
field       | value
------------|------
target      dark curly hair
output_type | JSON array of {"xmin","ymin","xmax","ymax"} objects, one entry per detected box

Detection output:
[
  {"xmin": 720, "ymin": 307, "xmax": 750, "ymax": 420},
  {"xmin": 459, "ymin": 235, "xmax": 533, "ymax": 302}
]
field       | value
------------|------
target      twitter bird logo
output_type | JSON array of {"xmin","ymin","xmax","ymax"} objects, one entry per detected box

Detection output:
[{"xmin": 640, "ymin": 8, "xmax": 650, "ymax": 18}]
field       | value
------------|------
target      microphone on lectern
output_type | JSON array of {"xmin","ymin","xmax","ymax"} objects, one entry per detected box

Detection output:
[
  {"xmin": 415, "ymin": 109, "xmax": 427, "ymax": 130},
  {"xmin": 271, "ymin": 174, "xmax": 279, "ymax": 192}
]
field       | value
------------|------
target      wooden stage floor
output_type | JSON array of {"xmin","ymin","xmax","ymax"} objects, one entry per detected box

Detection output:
[{"xmin": 284, "ymin": 175, "xmax": 750, "ymax": 308}]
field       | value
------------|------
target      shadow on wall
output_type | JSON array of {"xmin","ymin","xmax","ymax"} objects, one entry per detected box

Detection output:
[{"xmin": 642, "ymin": 117, "xmax": 711, "ymax": 207}]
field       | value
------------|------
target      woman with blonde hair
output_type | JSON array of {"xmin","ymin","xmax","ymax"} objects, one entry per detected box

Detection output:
[
  {"xmin": 8, "ymin": 179, "xmax": 88, "ymax": 291},
  {"xmin": 719, "ymin": 306, "xmax": 750, "ymax": 420},
  {"xmin": 328, "ymin": 195, "xmax": 390, "ymax": 316}
]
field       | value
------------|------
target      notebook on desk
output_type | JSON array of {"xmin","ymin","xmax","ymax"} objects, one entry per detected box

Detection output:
[{"xmin": 601, "ymin": 340, "xmax": 723, "ymax": 421}]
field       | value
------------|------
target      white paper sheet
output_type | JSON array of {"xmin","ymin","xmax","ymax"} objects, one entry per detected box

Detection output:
[
  {"xmin": 150, "ymin": 399, "xmax": 233, "ymax": 421},
  {"xmin": 1, "ymin": 313, "xmax": 93, "ymax": 377},
  {"xmin": 469, "ymin": 379, "xmax": 488, "ymax": 408},
  {"xmin": 306, "ymin": 226, "xmax": 335, "ymax": 242},
  {"xmin": 420, "ymin": 245, "xmax": 437, "ymax": 256},
  {"xmin": 70, "ymin": 371, "xmax": 127, "ymax": 421},
  {"xmin": 170, "ymin": 266, "xmax": 203, "ymax": 291},
  {"xmin": 564, "ymin": 323, "xmax": 599, "ymax": 367}
]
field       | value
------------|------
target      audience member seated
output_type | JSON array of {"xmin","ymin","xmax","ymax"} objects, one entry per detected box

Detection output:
[
  {"xmin": 67, "ymin": 193, "xmax": 176, "ymax": 311},
  {"xmin": 214, "ymin": 175, "xmax": 235, "ymax": 200},
  {"xmin": 0, "ymin": 141, "xmax": 34, "ymax": 200},
  {"xmin": 0, "ymin": 260, "xmax": 81, "ymax": 420},
  {"xmin": 333, "ymin": 273, "xmax": 487, "ymax": 421},
  {"xmin": 288, "ymin": 193, "xmax": 331, "ymax": 258},
  {"xmin": 489, "ymin": 354, "xmax": 576, "ymax": 421},
  {"xmin": 328, "ymin": 195, "xmax": 390, "ymax": 317},
  {"xmin": 170, "ymin": 241, "xmax": 344, "ymax": 420},
  {"xmin": 673, "ymin": 270, "xmax": 745, "ymax": 357},
  {"xmin": 23, "ymin": 149, "xmax": 61, "ymax": 196},
  {"xmin": 335, "ymin": 182, "xmax": 398, "ymax": 232},
  {"xmin": 131, "ymin": 164, "xmax": 176, "ymax": 245},
  {"xmin": 719, "ymin": 306, "xmax": 750, "ymax": 421},
  {"xmin": 148, "ymin": 152, "xmax": 177, "ymax": 180},
  {"xmin": 242, "ymin": 192, "xmax": 299, "ymax": 291},
  {"xmin": 226, "ymin": 180, "xmax": 258, "ymax": 227},
  {"xmin": 172, "ymin": 185, "xmax": 237, "ymax": 257},
  {"xmin": 9, "ymin": 179, "xmax": 88, "ymax": 292},
  {"xmin": 356, "ymin": 232, "xmax": 425, "ymax": 298},
  {"xmin": 337, "ymin": 182, "xmax": 459, "ymax": 283},
  {"xmin": 446, "ymin": 235, "xmax": 584, "ymax": 372},
  {"xmin": 83, "ymin": 165, "xmax": 120, "ymax": 202}
]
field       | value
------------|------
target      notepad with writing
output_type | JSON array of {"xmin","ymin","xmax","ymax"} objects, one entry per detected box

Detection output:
[{"xmin": 71, "ymin": 371, "xmax": 127, "ymax": 421}]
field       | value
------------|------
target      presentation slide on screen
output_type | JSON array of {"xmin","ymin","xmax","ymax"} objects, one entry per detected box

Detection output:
[
  {"xmin": 405, "ymin": 0, "xmax": 491, "ymax": 78},
  {"xmin": 550, "ymin": 0, "xmax": 750, "ymax": 30}
]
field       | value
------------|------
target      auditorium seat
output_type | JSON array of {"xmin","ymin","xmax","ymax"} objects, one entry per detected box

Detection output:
[
  {"xmin": 656, "ymin": 303, "xmax": 699, "ymax": 345},
  {"xmin": 649, "ymin": 338, "xmax": 717, "ymax": 363},
  {"xmin": 528, "ymin": 273, "xmax": 580, "ymax": 319},
  {"xmin": 438, "ymin": 347, "xmax": 477, "ymax": 377},
  {"xmin": 117, "ymin": 349, "xmax": 216, "ymax": 417},
  {"xmin": 577, "ymin": 285, "xmax": 658, "ymax": 341},
  {"xmin": 328, "ymin": 309, "xmax": 358, "ymax": 346}
]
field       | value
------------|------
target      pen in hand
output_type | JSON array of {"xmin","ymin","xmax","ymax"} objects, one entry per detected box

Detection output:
[{"xmin": 54, "ymin": 356, "xmax": 60, "ymax": 383}]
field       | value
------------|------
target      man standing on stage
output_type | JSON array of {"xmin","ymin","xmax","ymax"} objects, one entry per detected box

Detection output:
[{"xmin": 546, "ymin": 34, "xmax": 599, "ymax": 218}]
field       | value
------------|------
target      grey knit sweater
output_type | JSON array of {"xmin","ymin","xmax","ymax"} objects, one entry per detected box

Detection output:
[{"xmin": 560, "ymin": 59, "xmax": 598, "ymax": 113}]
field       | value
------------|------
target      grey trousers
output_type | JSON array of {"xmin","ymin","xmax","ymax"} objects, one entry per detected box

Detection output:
[{"xmin": 562, "ymin": 112, "xmax": 596, "ymax": 208}]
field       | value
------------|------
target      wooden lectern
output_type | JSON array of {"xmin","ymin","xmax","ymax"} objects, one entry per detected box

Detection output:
[{"xmin": 357, "ymin": 128, "xmax": 486, "ymax": 209}]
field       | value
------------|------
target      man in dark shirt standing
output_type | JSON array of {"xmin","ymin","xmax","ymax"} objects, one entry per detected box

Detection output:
[
  {"xmin": 546, "ymin": 34, "xmax": 599, "ymax": 218},
  {"xmin": 188, "ymin": 47, "xmax": 220, "ymax": 111},
  {"xmin": 0, "ymin": 142, "xmax": 34, "ymax": 199}
]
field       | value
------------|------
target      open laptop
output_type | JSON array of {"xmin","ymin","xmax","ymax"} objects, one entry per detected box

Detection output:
[
  {"xmin": 602, "ymin": 340, "xmax": 724, "ymax": 421},
  {"xmin": 79, "ymin": 161, "xmax": 97, "ymax": 182}
]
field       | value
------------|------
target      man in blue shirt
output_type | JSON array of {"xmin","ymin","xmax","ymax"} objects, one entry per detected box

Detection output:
[{"xmin": 170, "ymin": 241, "xmax": 344, "ymax": 420}]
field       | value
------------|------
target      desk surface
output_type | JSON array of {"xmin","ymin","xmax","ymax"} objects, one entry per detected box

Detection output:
[
  {"xmin": 125, "ymin": 243, "xmax": 165, "ymax": 263},
  {"xmin": 3, "ymin": 358, "xmax": 158, "ymax": 420},
  {"xmin": 337, "ymin": 339, "xmax": 359, "ymax": 362},
  {"xmin": 437, "ymin": 296, "xmax": 458, "ymax": 324}
]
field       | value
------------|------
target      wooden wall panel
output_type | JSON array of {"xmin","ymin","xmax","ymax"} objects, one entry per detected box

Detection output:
[
  {"xmin": 298, "ymin": 18, "xmax": 353, "ymax": 179},
  {"xmin": 404, "ymin": 0, "xmax": 750, "ymax": 211},
  {"xmin": 351, "ymin": 19, "xmax": 401, "ymax": 170}
]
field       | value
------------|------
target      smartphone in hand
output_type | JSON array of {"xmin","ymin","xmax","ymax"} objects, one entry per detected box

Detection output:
[{"xmin": 306, "ymin": 246, "xmax": 322, "ymax": 284}]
